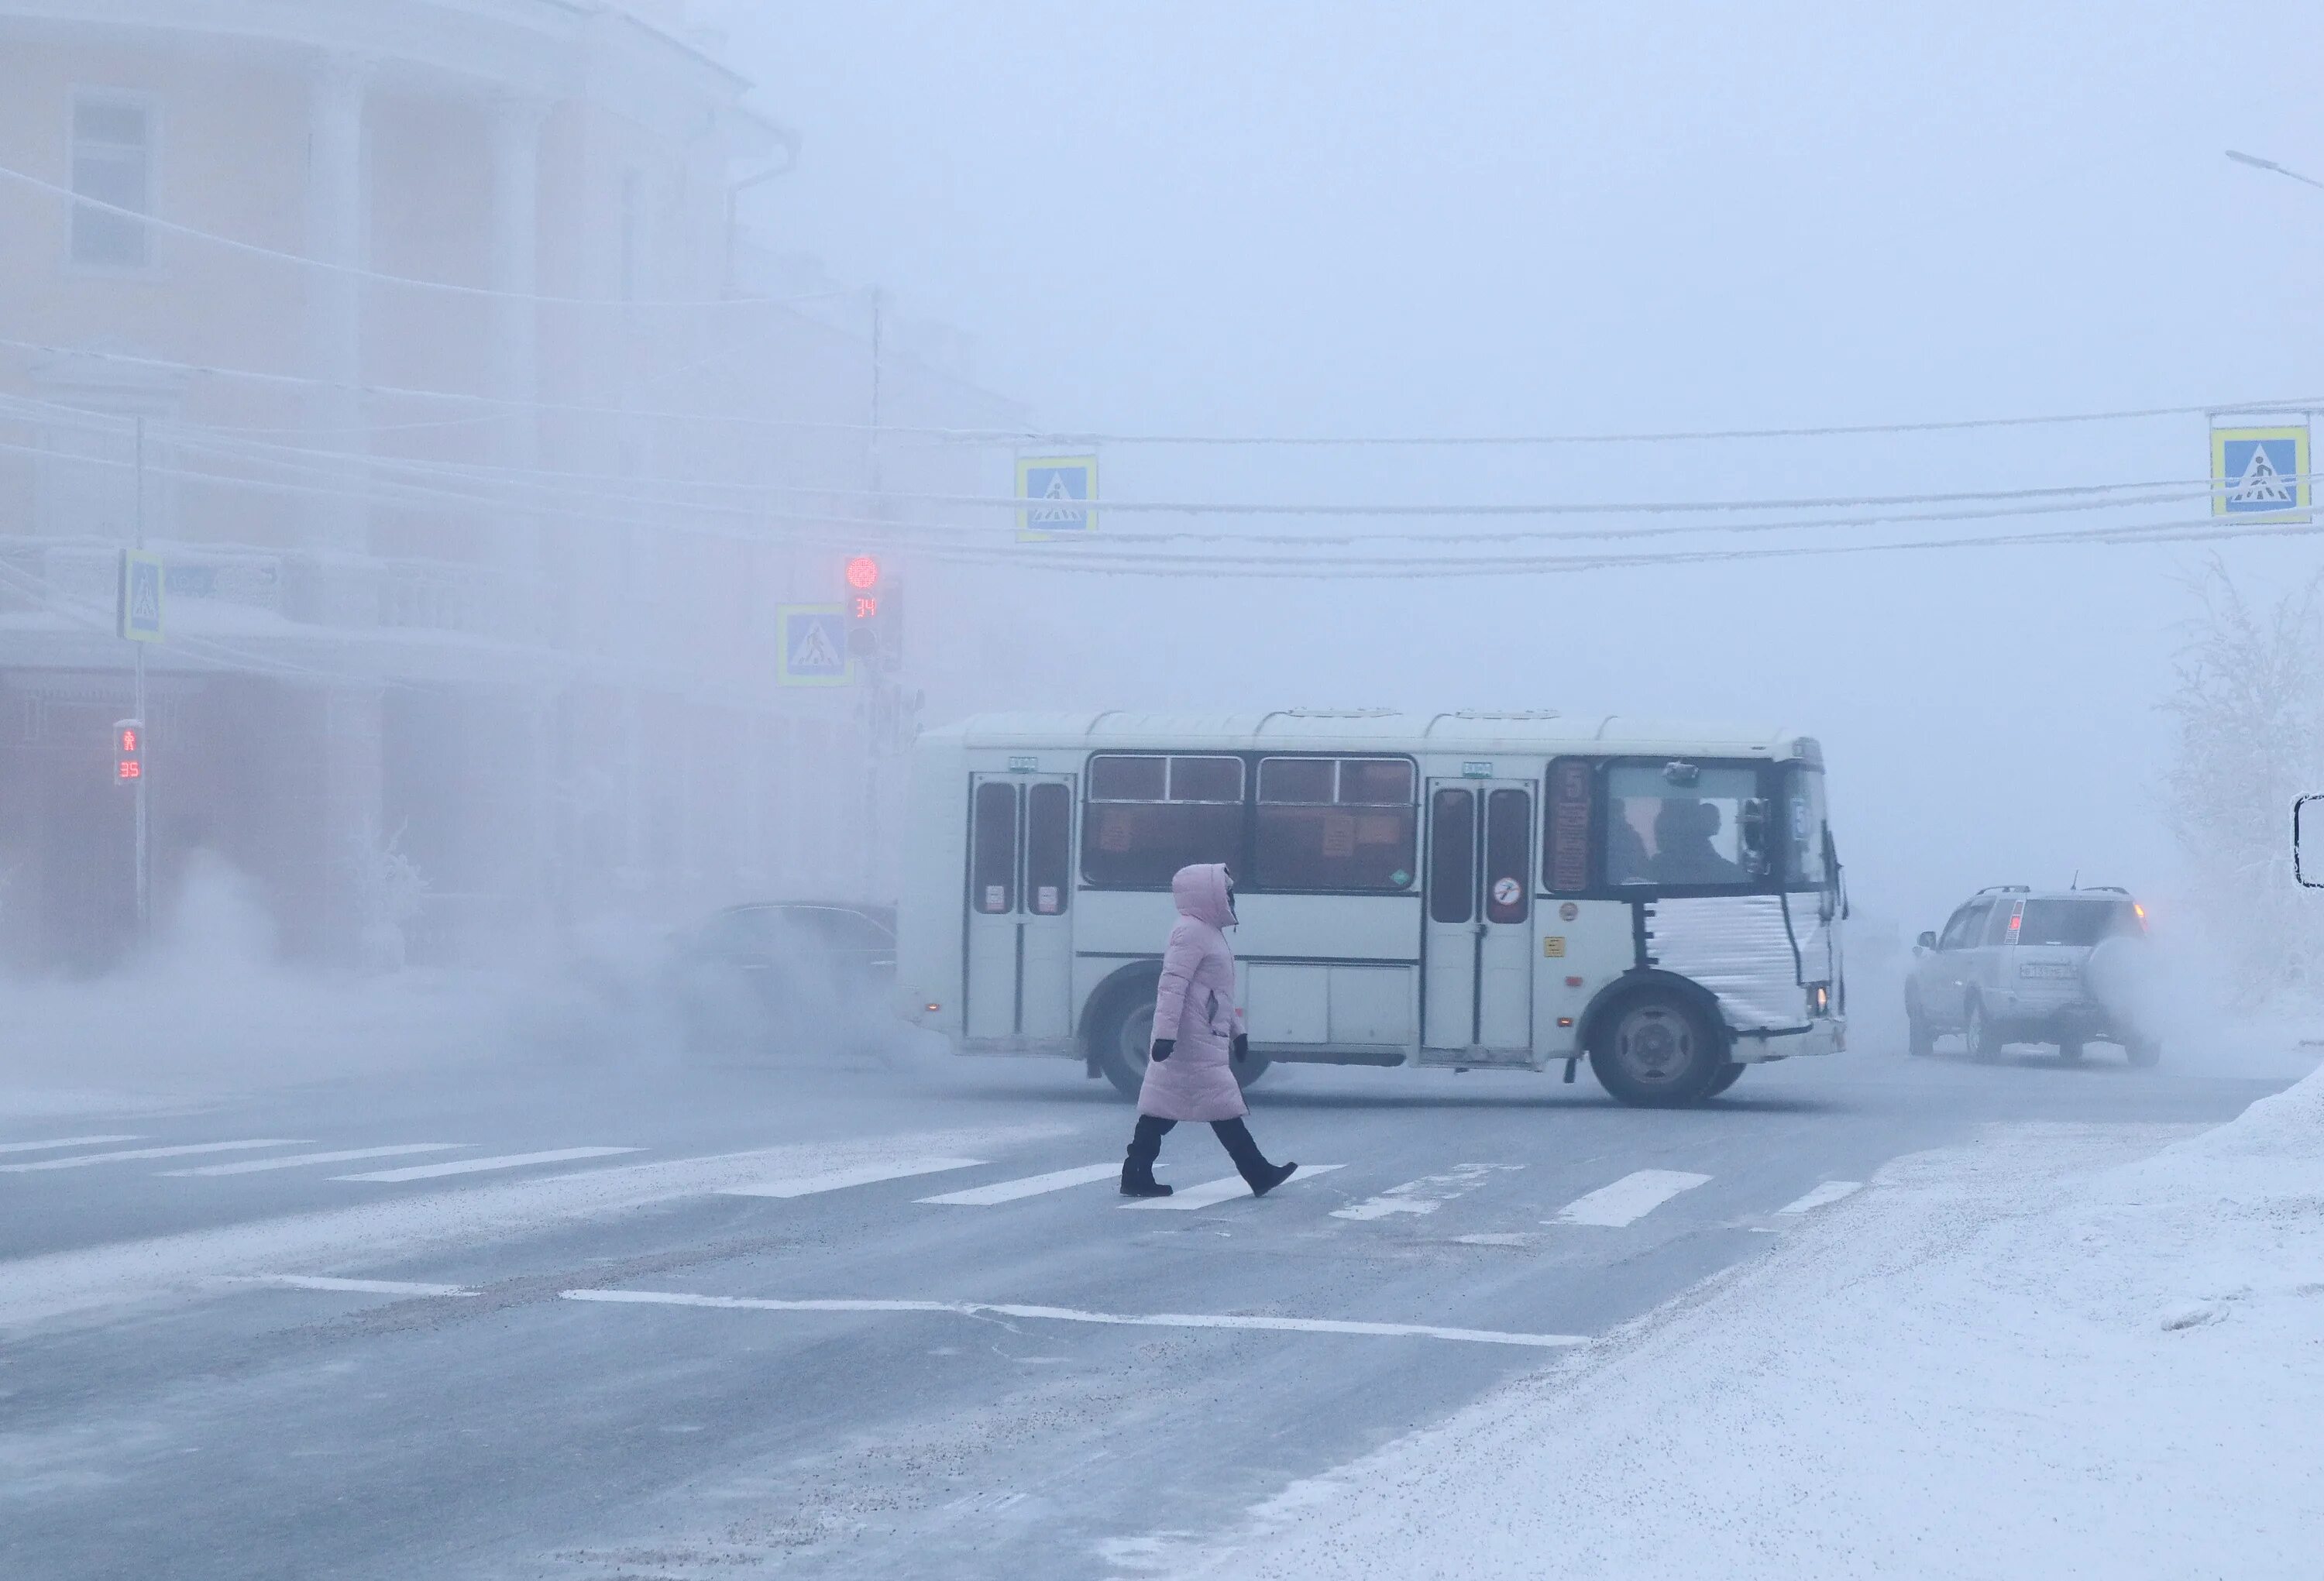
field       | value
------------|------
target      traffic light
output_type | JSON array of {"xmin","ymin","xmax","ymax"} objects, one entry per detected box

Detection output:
[
  {"xmin": 843, "ymin": 555, "xmax": 901, "ymax": 668},
  {"xmin": 114, "ymin": 718, "xmax": 143, "ymax": 783}
]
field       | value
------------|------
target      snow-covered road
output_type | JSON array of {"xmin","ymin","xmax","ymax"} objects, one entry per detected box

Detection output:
[{"xmin": 1157, "ymin": 1064, "xmax": 2324, "ymax": 1581}]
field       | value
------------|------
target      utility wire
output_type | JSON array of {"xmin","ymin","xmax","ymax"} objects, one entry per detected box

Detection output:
[{"xmin": 2, "ymin": 335, "xmax": 2313, "ymax": 452}]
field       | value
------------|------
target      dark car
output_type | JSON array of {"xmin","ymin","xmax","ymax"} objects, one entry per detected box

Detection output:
[{"xmin": 667, "ymin": 901, "xmax": 899, "ymax": 1055}]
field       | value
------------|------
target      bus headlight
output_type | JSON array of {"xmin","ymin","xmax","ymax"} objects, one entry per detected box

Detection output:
[{"xmin": 1807, "ymin": 984, "xmax": 1831, "ymax": 1017}]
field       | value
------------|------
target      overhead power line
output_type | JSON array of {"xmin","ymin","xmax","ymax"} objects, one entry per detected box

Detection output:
[
  {"xmin": 2, "ymin": 335, "xmax": 2315, "ymax": 452},
  {"xmin": 0, "ymin": 394, "xmax": 2279, "ymax": 544}
]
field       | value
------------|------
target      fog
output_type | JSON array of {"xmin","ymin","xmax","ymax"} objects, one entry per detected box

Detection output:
[
  {"xmin": 5, "ymin": 0, "xmax": 2324, "ymax": 1073},
  {"xmin": 743, "ymin": 0, "xmax": 2324, "ymax": 943}
]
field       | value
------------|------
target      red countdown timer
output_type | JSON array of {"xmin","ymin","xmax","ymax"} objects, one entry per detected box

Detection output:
[
  {"xmin": 844, "ymin": 555, "xmax": 881, "ymax": 591},
  {"xmin": 115, "ymin": 720, "xmax": 143, "ymax": 782}
]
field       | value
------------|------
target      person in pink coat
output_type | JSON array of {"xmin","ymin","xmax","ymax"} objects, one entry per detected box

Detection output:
[{"xmin": 1119, "ymin": 862, "xmax": 1298, "ymax": 1199}]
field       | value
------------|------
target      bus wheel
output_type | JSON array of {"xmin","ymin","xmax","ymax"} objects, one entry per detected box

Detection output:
[
  {"xmin": 1089, "ymin": 980, "xmax": 1158, "ymax": 1101},
  {"xmin": 1088, "ymin": 974, "xmax": 1271, "ymax": 1100},
  {"xmin": 1703, "ymin": 1060, "xmax": 1746, "ymax": 1097},
  {"xmin": 1590, "ymin": 993, "xmax": 1725, "ymax": 1108}
]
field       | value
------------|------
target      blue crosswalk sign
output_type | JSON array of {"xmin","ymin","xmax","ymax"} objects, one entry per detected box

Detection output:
[
  {"xmin": 778, "ymin": 604, "xmax": 853, "ymax": 686},
  {"xmin": 2212, "ymin": 424, "xmax": 2310, "ymax": 523},
  {"xmin": 1017, "ymin": 455, "xmax": 1098, "ymax": 541},
  {"xmin": 118, "ymin": 549, "xmax": 164, "ymax": 642}
]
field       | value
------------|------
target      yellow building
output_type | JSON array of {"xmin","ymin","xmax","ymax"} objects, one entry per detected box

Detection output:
[{"xmin": 0, "ymin": 1, "xmax": 1020, "ymax": 970}]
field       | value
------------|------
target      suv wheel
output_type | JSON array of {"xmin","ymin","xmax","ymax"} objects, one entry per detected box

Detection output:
[
  {"xmin": 1904, "ymin": 994, "xmax": 1934, "ymax": 1058},
  {"xmin": 1965, "ymin": 999, "xmax": 2002, "ymax": 1064},
  {"xmin": 1590, "ymin": 992, "xmax": 1726, "ymax": 1108}
]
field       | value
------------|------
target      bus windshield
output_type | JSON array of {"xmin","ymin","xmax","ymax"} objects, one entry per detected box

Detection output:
[{"xmin": 1604, "ymin": 763, "xmax": 1760, "ymax": 888}]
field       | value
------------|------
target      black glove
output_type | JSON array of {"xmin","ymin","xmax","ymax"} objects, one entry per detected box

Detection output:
[
  {"xmin": 1150, "ymin": 1038, "xmax": 1174, "ymax": 1063},
  {"xmin": 1232, "ymin": 1033, "xmax": 1250, "ymax": 1064}
]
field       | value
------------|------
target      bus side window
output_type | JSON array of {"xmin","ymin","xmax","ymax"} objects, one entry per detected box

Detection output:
[
  {"xmin": 1484, "ymin": 787, "xmax": 1531, "ymax": 923},
  {"xmin": 1428, "ymin": 788, "xmax": 1475, "ymax": 923},
  {"xmin": 1025, "ymin": 782, "xmax": 1071, "ymax": 916},
  {"xmin": 971, "ymin": 782, "xmax": 1018, "ymax": 914}
]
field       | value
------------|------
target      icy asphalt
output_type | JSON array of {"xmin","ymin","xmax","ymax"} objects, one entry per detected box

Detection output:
[{"xmin": 0, "ymin": 1029, "xmax": 2299, "ymax": 1580}]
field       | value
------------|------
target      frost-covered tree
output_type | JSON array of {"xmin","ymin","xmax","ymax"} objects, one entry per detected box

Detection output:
[{"xmin": 2160, "ymin": 558, "xmax": 2324, "ymax": 1002}]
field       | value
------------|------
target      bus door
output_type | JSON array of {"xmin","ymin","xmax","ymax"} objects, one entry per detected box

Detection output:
[
  {"xmin": 1422, "ymin": 779, "xmax": 1536, "ymax": 1057},
  {"xmin": 964, "ymin": 775, "xmax": 1077, "ymax": 1041}
]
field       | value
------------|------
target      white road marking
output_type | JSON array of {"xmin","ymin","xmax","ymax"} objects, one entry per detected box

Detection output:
[
  {"xmin": 0, "ymin": 1123, "xmax": 1069, "ymax": 1335},
  {"xmin": 223, "ymin": 1274, "xmax": 473, "ymax": 1297},
  {"xmin": 0, "ymin": 1140, "xmax": 310, "ymax": 1174},
  {"xmin": 562, "ymin": 1287, "xmax": 1587, "ymax": 1349},
  {"xmin": 719, "ymin": 1157, "xmax": 985, "ymax": 1199},
  {"xmin": 162, "ymin": 1144, "xmax": 466, "ymax": 1177},
  {"xmin": 1121, "ymin": 1163, "xmax": 1344, "ymax": 1211},
  {"xmin": 918, "ymin": 1162, "xmax": 1122, "ymax": 1205},
  {"xmin": 1552, "ymin": 1169, "xmax": 1712, "ymax": 1227},
  {"xmin": 1333, "ymin": 1163, "xmax": 1518, "ymax": 1222},
  {"xmin": 0, "ymin": 1134, "xmax": 143, "ymax": 1156},
  {"xmin": 1777, "ymin": 1180, "xmax": 1863, "ymax": 1214},
  {"xmin": 335, "ymin": 1147, "xmax": 640, "ymax": 1182}
]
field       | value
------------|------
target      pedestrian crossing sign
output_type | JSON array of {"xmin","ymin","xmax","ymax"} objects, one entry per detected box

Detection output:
[
  {"xmin": 2212, "ymin": 423, "xmax": 2310, "ymax": 523},
  {"xmin": 118, "ymin": 549, "xmax": 164, "ymax": 642},
  {"xmin": 1016, "ymin": 455, "xmax": 1098, "ymax": 541},
  {"xmin": 778, "ymin": 603, "xmax": 854, "ymax": 686}
]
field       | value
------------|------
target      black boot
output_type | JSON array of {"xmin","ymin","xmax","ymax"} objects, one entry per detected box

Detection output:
[
  {"xmin": 1119, "ymin": 1160, "xmax": 1172, "ymax": 1198},
  {"xmin": 1212, "ymin": 1119, "xmax": 1298, "ymax": 1198},
  {"xmin": 1121, "ymin": 1115, "xmax": 1174, "ymax": 1197}
]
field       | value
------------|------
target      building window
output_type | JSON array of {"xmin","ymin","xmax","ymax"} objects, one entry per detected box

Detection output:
[{"xmin": 71, "ymin": 96, "xmax": 153, "ymax": 269}]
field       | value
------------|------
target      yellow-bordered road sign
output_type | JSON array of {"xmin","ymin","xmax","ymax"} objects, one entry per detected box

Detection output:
[
  {"xmin": 778, "ymin": 603, "xmax": 854, "ymax": 686},
  {"xmin": 1016, "ymin": 455, "xmax": 1098, "ymax": 541},
  {"xmin": 2212, "ymin": 424, "xmax": 2310, "ymax": 523},
  {"xmin": 118, "ymin": 549, "xmax": 164, "ymax": 642}
]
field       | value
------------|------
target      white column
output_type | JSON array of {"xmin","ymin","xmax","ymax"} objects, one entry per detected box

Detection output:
[
  {"xmin": 306, "ymin": 57, "xmax": 368, "ymax": 562},
  {"xmin": 488, "ymin": 97, "xmax": 549, "ymax": 627}
]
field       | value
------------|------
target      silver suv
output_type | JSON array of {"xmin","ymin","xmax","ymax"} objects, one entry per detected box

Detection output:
[{"xmin": 1905, "ymin": 885, "xmax": 2159, "ymax": 1067}]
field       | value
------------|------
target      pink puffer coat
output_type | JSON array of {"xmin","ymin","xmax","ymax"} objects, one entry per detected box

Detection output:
[{"xmin": 1136, "ymin": 863, "xmax": 1248, "ymax": 1122}]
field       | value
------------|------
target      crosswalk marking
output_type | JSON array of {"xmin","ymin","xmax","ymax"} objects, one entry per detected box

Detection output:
[
  {"xmin": 1333, "ymin": 1163, "xmax": 1516, "ymax": 1222},
  {"xmin": 162, "ymin": 1144, "xmax": 466, "ymax": 1177},
  {"xmin": 224, "ymin": 1274, "xmax": 473, "ymax": 1298},
  {"xmin": 0, "ymin": 1134, "xmax": 143, "ymax": 1156},
  {"xmin": 1121, "ymin": 1163, "xmax": 1344, "ymax": 1211},
  {"xmin": 1776, "ymin": 1180, "xmax": 1862, "ymax": 1214},
  {"xmin": 0, "ymin": 1139, "xmax": 310, "ymax": 1174},
  {"xmin": 718, "ymin": 1157, "xmax": 985, "ymax": 1199},
  {"xmin": 562, "ymin": 1287, "xmax": 1588, "ymax": 1349},
  {"xmin": 335, "ymin": 1146, "xmax": 640, "ymax": 1182},
  {"xmin": 1552, "ymin": 1169, "xmax": 1711, "ymax": 1227},
  {"xmin": 918, "ymin": 1162, "xmax": 1123, "ymax": 1205}
]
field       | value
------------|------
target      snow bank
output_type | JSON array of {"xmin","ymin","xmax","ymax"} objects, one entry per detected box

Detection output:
[{"xmin": 1156, "ymin": 1068, "xmax": 2324, "ymax": 1581}]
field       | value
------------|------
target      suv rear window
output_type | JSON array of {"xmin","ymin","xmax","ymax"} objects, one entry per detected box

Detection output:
[{"xmin": 2016, "ymin": 897, "xmax": 2142, "ymax": 947}]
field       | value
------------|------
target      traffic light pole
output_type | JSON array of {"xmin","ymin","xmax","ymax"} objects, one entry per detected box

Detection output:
[{"xmin": 132, "ymin": 417, "xmax": 149, "ymax": 938}]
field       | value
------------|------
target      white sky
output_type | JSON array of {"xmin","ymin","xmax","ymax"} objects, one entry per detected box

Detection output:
[{"xmin": 723, "ymin": 0, "xmax": 2324, "ymax": 934}]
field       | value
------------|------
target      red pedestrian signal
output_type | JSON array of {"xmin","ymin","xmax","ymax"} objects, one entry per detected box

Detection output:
[{"xmin": 114, "ymin": 718, "xmax": 143, "ymax": 783}]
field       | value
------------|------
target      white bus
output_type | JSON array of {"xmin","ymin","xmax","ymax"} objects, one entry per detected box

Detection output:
[{"xmin": 896, "ymin": 711, "xmax": 1844, "ymax": 1108}]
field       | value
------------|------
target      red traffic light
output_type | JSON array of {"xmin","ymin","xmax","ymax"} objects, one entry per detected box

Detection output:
[{"xmin": 844, "ymin": 555, "xmax": 881, "ymax": 591}]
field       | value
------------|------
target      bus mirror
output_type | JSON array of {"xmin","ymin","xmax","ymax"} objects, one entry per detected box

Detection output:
[
  {"xmin": 1738, "ymin": 797, "xmax": 1771, "ymax": 875},
  {"xmin": 2298, "ymin": 796, "xmax": 2324, "ymax": 888}
]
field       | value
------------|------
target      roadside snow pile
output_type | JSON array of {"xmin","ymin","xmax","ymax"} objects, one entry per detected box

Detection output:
[{"xmin": 1162, "ymin": 1068, "xmax": 2324, "ymax": 1581}]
